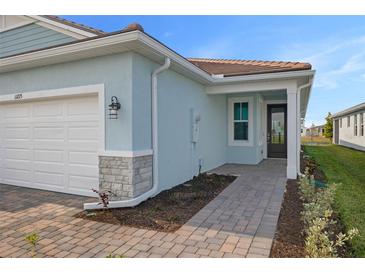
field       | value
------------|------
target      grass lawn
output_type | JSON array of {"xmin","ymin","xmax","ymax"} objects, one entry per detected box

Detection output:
[{"xmin": 304, "ymin": 144, "xmax": 365, "ymax": 257}]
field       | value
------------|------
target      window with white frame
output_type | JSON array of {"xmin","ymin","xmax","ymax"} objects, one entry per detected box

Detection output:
[
  {"xmin": 228, "ymin": 97, "xmax": 252, "ymax": 146},
  {"xmin": 340, "ymin": 118, "xmax": 342, "ymax": 128},
  {"xmin": 347, "ymin": 116, "xmax": 350, "ymax": 127},
  {"xmin": 234, "ymin": 102, "xmax": 248, "ymax": 140},
  {"xmin": 354, "ymin": 114, "xmax": 358, "ymax": 136},
  {"xmin": 360, "ymin": 113, "xmax": 364, "ymax": 136}
]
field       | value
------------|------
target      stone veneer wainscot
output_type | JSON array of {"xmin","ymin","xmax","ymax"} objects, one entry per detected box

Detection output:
[{"xmin": 99, "ymin": 155, "xmax": 153, "ymax": 200}]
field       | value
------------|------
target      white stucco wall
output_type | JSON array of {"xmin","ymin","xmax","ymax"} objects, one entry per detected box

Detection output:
[{"xmin": 337, "ymin": 111, "xmax": 365, "ymax": 151}]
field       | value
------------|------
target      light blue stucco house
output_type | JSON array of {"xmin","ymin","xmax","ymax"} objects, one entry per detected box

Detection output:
[{"xmin": 0, "ymin": 16, "xmax": 315, "ymax": 209}]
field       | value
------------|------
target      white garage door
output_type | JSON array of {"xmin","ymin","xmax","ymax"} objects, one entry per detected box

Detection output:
[{"xmin": 0, "ymin": 95, "xmax": 100, "ymax": 197}]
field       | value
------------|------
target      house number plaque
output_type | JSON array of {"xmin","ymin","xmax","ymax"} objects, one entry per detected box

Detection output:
[{"xmin": 14, "ymin": 93, "xmax": 23, "ymax": 100}]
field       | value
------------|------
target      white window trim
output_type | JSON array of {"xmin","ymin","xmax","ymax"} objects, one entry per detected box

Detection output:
[{"xmin": 228, "ymin": 96, "xmax": 253, "ymax": 147}]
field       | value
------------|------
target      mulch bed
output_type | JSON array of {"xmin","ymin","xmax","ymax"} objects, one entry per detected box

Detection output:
[
  {"xmin": 271, "ymin": 150, "xmax": 349, "ymax": 257},
  {"xmin": 270, "ymin": 179, "xmax": 306, "ymax": 258},
  {"xmin": 75, "ymin": 173, "xmax": 236, "ymax": 232}
]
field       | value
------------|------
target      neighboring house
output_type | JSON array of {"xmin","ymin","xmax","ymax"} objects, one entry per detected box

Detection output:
[
  {"xmin": 305, "ymin": 124, "xmax": 325, "ymax": 137},
  {"xmin": 0, "ymin": 16, "xmax": 315, "ymax": 209},
  {"xmin": 332, "ymin": 102, "xmax": 365, "ymax": 151}
]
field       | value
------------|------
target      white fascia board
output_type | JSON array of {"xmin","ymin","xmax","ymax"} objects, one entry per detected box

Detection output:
[
  {"xmin": 210, "ymin": 69, "xmax": 315, "ymax": 84},
  {"xmin": 27, "ymin": 15, "xmax": 98, "ymax": 38},
  {"xmin": 206, "ymin": 79, "xmax": 298, "ymax": 94},
  {"xmin": 35, "ymin": 21, "xmax": 87, "ymax": 40}
]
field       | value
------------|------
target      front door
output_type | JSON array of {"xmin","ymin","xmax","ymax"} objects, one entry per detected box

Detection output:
[{"xmin": 267, "ymin": 104, "xmax": 287, "ymax": 158}]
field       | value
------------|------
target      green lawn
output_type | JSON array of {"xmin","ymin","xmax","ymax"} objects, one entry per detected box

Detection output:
[{"xmin": 304, "ymin": 145, "xmax": 365, "ymax": 257}]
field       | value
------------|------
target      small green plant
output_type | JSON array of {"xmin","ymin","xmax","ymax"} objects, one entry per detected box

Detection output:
[
  {"xmin": 25, "ymin": 232, "xmax": 40, "ymax": 257},
  {"xmin": 301, "ymin": 184, "xmax": 336, "ymax": 228},
  {"xmin": 298, "ymin": 168, "xmax": 316, "ymax": 202},
  {"xmin": 106, "ymin": 254, "xmax": 124, "ymax": 258}
]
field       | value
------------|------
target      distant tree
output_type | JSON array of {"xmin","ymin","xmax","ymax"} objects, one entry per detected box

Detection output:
[{"xmin": 323, "ymin": 112, "xmax": 333, "ymax": 138}]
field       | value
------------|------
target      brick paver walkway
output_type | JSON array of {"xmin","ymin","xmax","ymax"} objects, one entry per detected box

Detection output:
[{"xmin": 0, "ymin": 159, "xmax": 286, "ymax": 258}]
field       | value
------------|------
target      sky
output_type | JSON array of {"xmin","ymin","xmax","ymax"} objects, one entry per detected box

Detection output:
[{"xmin": 63, "ymin": 16, "xmax": 365, "ymax": 127}]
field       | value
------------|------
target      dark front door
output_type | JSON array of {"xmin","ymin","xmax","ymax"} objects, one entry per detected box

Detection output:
[{"xmin": 267, "ymin": 104, "xmax": 287, "ymax": 158}]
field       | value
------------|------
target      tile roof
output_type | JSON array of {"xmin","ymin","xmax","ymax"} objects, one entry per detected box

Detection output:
[
  {"xmin": 41, "ymin": 15, "xmax": 106, "ymax": 35},
  {"xmin": 188, "ymin": 58, "xmax": 312, "ymax": 77}
]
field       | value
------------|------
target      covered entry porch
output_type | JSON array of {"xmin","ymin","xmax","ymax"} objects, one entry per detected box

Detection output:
[{"xmin": 207, "ymin": 75, "xmax": 313, "ymax": 179}]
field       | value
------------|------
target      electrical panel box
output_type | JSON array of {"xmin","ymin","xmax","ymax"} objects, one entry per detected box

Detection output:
[{"xmin": 191, "ymin": 108, "xmax": 201, "ymax": 143}]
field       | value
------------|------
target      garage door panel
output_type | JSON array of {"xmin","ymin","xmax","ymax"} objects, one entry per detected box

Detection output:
[
  {"xmin": 1, "ymin": 178, "xmax": 32, "ymax": 188},
  {"xmin": 34, "ymin": 150, "xmax": 64, "ymax": 163},
  {"xmin": 2, "ymin": 168, "xmax": 32, "ymax": 182},
  {"xmin": 68, "ymin": 126, "xmax": 98, "ymax": 140},
  {"xmin": 4, "ymin": 148, "xmax": 31, "ymax": 160},
  {"xmin": 33, "ymin": 140, "xmax": 65, "ymax": 150},
  {"xmin": 69, "ymin": 151, "xmax": 97, "ymax": 165},
  {"xmin": 69, "ymin": 175, "xmax": 98, "ymax": 192},
  {"xmin": 34, "ymin": 161, "xmax": 65, "ymax": 174},
  {"xmin": 3, "ymin": 105, "xmax": 31, "ymax": 119},
  {"xmin": 5, "ymin": 127, "xmax": 31, "ymax": 139},
  {"xmin": 1, "ymin": 140, "xmax": 32, "ymax": 149},
  {"xmin": 69, "ymin": 164, "xmax": 98, "ymax": 177},
  {"xmin": 3, "ymin": 159, "xmax": 32, "ymax": 170},
  {"xmin": 33, "ymin": 127, "xmax": 65, "ymax": 140},
  {"xmin": 34, "ymin": 172, "xmax": 64, "ymax": 187},
  {"xmin": 67, "ymin": 97, "xmax": 99, "ymax": 116},
  {"xmin": 32, "ymin": 101, "xmax": 63, "ymax": 118},
  {"xmin": 68, "ymin": 141, "xmax": 99, "ymax": 152}
]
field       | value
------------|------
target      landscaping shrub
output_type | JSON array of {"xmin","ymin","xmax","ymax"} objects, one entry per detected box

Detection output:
[
  {"xmin": 299, "ymin": 169, "xmax": 358, "ymax": 258},
  {"xmin": 25, "ymin": 232, "xmax": 40, "ymax": 257}
]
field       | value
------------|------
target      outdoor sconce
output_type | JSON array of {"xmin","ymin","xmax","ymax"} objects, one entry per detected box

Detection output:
[{"xmin": 108, "ymin": 96, "xmax": 121, "ymax": 119}]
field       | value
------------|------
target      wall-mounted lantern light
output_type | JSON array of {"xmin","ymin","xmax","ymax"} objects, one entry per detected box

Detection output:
[{"xmin": 108, "ymin": 96, "xmax": 121, "ymax": 119}]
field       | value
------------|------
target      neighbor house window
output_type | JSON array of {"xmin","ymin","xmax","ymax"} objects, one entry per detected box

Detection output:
[
  {"xmin": 347, "ymin": 116, "xmax": 350, "ymax": 127},
  {"xmin": 340, "ymin": 118, "xmax": 342, "ymax": 128},
  {"xmin": 361, "ymin": 113, "xmax": 364, "ymax": 136},
  {"xmin": 228, "ymin": 97, "xmax": 252, "ymax": 146},
  {"xmin": 354, "ymin": 114, "xmax": 358, "ymax": 136}
]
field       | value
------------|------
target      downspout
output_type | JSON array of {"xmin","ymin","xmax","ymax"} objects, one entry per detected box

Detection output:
[
  {"xmin": 84, "ymin": 57, "xmax": 171, "ymax": 210},
  {"xmin": 296, "ymin": 80, "xmax": 312, "ymax": 177}
]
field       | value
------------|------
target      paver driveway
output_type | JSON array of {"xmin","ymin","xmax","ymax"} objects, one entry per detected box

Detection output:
[{"xmin": 0, "ymin": 159, "xmax": 286, "ymax": 258}]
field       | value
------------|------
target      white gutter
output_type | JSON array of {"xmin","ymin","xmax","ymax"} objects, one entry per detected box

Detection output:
[
  {"xmin": 211, "ymin": 69, "xmax": 315, "ymax": 84},
  {"xmin": 297, "ymin": 80, "xmax": 313, "ymax": 176},
  {"xmin": 83, "ymin": 57, "xmax": 171, "ymax": 210}
]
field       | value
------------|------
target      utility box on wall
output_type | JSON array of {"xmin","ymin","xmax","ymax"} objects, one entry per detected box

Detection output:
[{"xmin": 190, "ymin": 108, "xmax": 201, "ymax": 143}]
